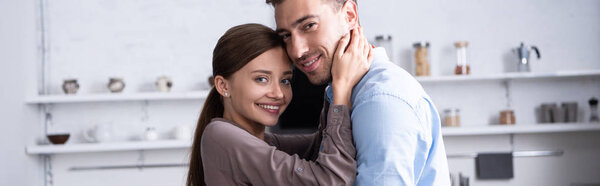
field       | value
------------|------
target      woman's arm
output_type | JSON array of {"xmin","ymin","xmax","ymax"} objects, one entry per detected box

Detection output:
[
  {"xmin": 264, "ymin": 132, "xmax": 320, "ymax": 160},
  {"xmin": 203, "ymin": 105, "xmax": 355, "ymax": 186}
]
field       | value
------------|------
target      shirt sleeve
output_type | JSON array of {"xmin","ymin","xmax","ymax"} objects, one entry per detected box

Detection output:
[
  {"xmin": 351, "ymin": 94, "xmax": 435, "ymax": 186},
  {"xmin": 204, "ymin": 104, "xmax": 356, "ymax": 186},
  {"xmin": 264, "ymin": 132, "xmax": 320, "ymax": 160}
]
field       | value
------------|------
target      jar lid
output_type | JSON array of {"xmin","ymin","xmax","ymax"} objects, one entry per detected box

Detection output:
[
  {"xmin": 454, "ymin": 41, "xmax": 468, "ymax": 48},
  {"xmin": 444, "ymin": 108, "xmax": 460, "ymax": 113},
  {"xmin": 590, "ymin": 97, "xmax": 598, "ymax": 105},
  {"xmin": 413, "ymin": 41, "xmax": 430, "ymax": 48},
  {"xmin": 375, "ymin": 35, "xmax": 392, "ymax": 40}
]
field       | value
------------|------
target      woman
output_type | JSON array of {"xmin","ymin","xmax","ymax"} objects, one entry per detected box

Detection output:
[{"xmin": 187, "ymin": 23, "xmax": 372, "ymax": 186}]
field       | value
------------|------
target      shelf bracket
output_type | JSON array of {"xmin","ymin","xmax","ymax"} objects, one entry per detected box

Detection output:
[
  {"xmin": 510, "ymin": 133, "xmax": 515, "ymax": 151},
  {"xmin": 43, "ymin": 155, "xmax": 53, "ymax": 186},
  {"xmin": 38, "ymin": 0, "xmax": 52, "ymax": 184},
  {"xmin": 38, "ymin": 0, "xmax": 49, "ymax": 95},
  {"xmin": 137, "ymin": 150, "xmax": 146, "ymax": 171},
  {"xmin": 42, "ymin": 104, "xmax": 53, "ymax": 137},
  {"xmin": 141, "ymin": 100, "xmax": 150, "ymax": 123},
  {"xmin": 503, "ymin": 79, "xmax": 513, "ymax": 108}
]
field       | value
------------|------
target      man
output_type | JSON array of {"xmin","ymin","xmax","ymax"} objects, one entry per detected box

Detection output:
[{"xmin": 267, "ymin": 0, "xmax": 450, "ymax": 185}]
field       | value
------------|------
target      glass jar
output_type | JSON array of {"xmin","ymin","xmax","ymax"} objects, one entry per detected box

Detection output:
[
  {"xmin": 373, "ymin": 35, "xmax": 393, "ymax": 63},
  {"xmin": 590, "ymin": 97, "xmax": 599, "ymax": 123},
  {"xmin": 443, "ymin": 108, "xmax": 460, "ymax": 127},
  {"xmin": 499, "ymin": 110, "xmax": 516, "ymax": 125},
  {"xmin": 412, "ymin": 41, "xmax": 430, "ymax": 77},
  {"xmin": 62, "ymin": 79, "xmax": 79, "ymax": 94},
  {"xmin": 454, "ymin": 41, "xmax": 470, "ymax": 75}
]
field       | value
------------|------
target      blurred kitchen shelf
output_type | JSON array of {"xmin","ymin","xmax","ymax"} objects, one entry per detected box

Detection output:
[
  {"xmin": 442, "ymin": 123, "xmax": 600, "ymax": 136},
  {"xmin": 26, "ymin": 124, "xmax": 600, "ymax": 155},
  {"xmin": 416, "ymin": 69, "xmax": 600, "ymax": 83},
  {"xmin": 26, "ymin": 140, "xmax": 191, "ymax": 155},
  {"xmin": 25, "ymin": 90, "xmax": 210, "ymax": 104}
]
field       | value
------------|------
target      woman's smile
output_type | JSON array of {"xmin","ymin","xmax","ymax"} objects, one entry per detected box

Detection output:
[{"xmin": 256, "ymin": 103, "xmax": 282, "ymax": 115}]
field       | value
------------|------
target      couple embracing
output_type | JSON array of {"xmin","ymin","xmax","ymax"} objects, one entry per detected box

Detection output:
[{"xmin": 187, "ymin": 0, "xmax": 450, "ymax": 185}]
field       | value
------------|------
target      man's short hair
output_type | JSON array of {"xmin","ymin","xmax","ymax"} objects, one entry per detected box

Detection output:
[{"xmin": 266, "ymin": 0, "xmax": 357, "ymax": 10}]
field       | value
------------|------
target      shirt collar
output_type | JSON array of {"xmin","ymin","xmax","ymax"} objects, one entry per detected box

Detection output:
[{"xmin": 326, "ymin": 47, "xmax": 388, "ymax": 103}]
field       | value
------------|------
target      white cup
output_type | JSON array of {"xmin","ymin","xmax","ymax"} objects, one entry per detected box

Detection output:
[
  {"xmin": 144, "ymin": 127, "xmax": 159, "ymax": 141},
  {"xmin": 156, "ymin": 76, "xmax": 173, "ymax": 92},
  {"xmin": 83, "ymin": 123, "xmax": 114, "ymax": 143}
]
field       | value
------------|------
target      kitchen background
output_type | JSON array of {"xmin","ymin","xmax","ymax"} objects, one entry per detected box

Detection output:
[{"xmin": 1, "ymin": 0, "xmax": 599, "ymax": 186}]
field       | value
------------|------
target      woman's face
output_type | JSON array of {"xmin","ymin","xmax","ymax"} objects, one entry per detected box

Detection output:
[{"xmin": 225, "ymin": 47, "xmax": 293, "ymax": 127}]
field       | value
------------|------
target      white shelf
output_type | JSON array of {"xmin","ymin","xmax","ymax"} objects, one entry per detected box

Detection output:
[
  {"xmin": 24, "ymin": 70, "xmax": 600, "ymax": 104},
  {"xmin": 442, "ymin": 123, "xmax": 600, "ymax": 136},
  {"xmin": 26, "ymin": 123, "xmax": 600, "ymax": 155},
  {"xmin": 416, "ymin": 69, "xmax": 600, "ymax": 83},
  {"xmin": 25, "ymin": 90, "xmax": 210, "ymax": 104},
  {"xmin": 26, "ymin": 140, "xmax": 191, "ymax": 155}
]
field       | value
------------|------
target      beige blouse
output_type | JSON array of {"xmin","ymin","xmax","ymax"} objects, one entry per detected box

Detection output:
[{"xmin": 200, "ymin": 104, "xmax": 356, "ymax": 186}]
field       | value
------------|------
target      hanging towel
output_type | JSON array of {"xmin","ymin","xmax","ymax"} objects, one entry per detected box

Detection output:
[{"xmin": 476, "ymin": 152, "xmax": 514, "ymax": 179}]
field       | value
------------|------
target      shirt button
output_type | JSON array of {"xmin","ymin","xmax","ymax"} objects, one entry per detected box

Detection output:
[
  {"xmin": 334, "ymin": 108, "xmax": 339, "ymax": 113},
  {"xmin": 297, "ymin": 167, "xmax": 303, "ymax": 172},
  {"xmin": 332, "ymin": 119, "xmax": 338, "ymax": 123}
]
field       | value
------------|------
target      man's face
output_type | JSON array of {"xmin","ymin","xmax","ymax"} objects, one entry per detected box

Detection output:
[{"xmin": 274, "ymin": 0, "xmax": 349, "ymax": 85}]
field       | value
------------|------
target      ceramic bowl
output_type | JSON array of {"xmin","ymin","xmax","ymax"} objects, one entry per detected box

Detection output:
[{"xmin": 47, "ymin": 133, "xmax": 70, "ymax": 144}]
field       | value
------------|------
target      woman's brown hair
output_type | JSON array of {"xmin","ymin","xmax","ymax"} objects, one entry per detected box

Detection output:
[{"xmin": 187, "ymin": 23, "xmax": 284, "ymax": 186}]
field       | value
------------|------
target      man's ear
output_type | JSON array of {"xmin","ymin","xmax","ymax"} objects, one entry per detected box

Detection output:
[
  {"xmin": 341, "ymin": 0, "xmax": 359, "ymax": 29},
  {"xmin": 214, "ymin": 75, "xmax": 229, "ymax": 97}
]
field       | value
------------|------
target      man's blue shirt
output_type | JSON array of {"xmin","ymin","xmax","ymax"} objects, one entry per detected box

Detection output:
[{"xmin": 326, "ymin": 48, "xmax": 450, "ymax": 185}]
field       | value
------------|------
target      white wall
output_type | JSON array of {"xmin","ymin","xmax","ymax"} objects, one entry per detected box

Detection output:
[
  {"xmin": 44, "ymin": 0, "xmax": 276, "ymax": 94},
  {"xmin": 360, "ymin": 0, "xmax": 600, "ymax": 75},
  {"xmin": 0, "ymin": 0, "xmax": 43, "ymax": 185},
  {"xmin": 1, "ymin": 0, "xmax": 599, "ymax": 185}
]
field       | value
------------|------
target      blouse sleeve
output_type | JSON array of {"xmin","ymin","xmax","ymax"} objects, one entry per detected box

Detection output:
[
  {"xmin": 203, "ymin": 104, "xmax": 356, "ymax": 186},
  {"xmin": 264, "ymin": 132, "xmax": 321, "ymax": 160}
]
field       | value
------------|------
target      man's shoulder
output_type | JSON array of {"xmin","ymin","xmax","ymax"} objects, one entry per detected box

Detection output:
[{"xmin": 353, "ymin": 59, "xmax": 428, "ymax": 105}]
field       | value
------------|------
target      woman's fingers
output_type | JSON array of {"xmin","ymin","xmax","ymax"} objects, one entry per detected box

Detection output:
[
  {"xmin": 356, "ymin": 27, "xmax": 364, "ymax": 53},
  {"xmin": 335, "ymin": 33, "xmax": 350, "ymax": 59},
  {"xmin": 357, "ymin": 27, "xmax": 371, "ymax": 70},
  {"xmin": 362, "ymin": 33, "xmax": 370, "ymax": 60},
  {"xmin": 367, "ymin": 47, "xmax": 374, "ymax": 67},
  {"xmin": 347, "ymin": 28, "xmax": 360, "ymax": 53}
]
